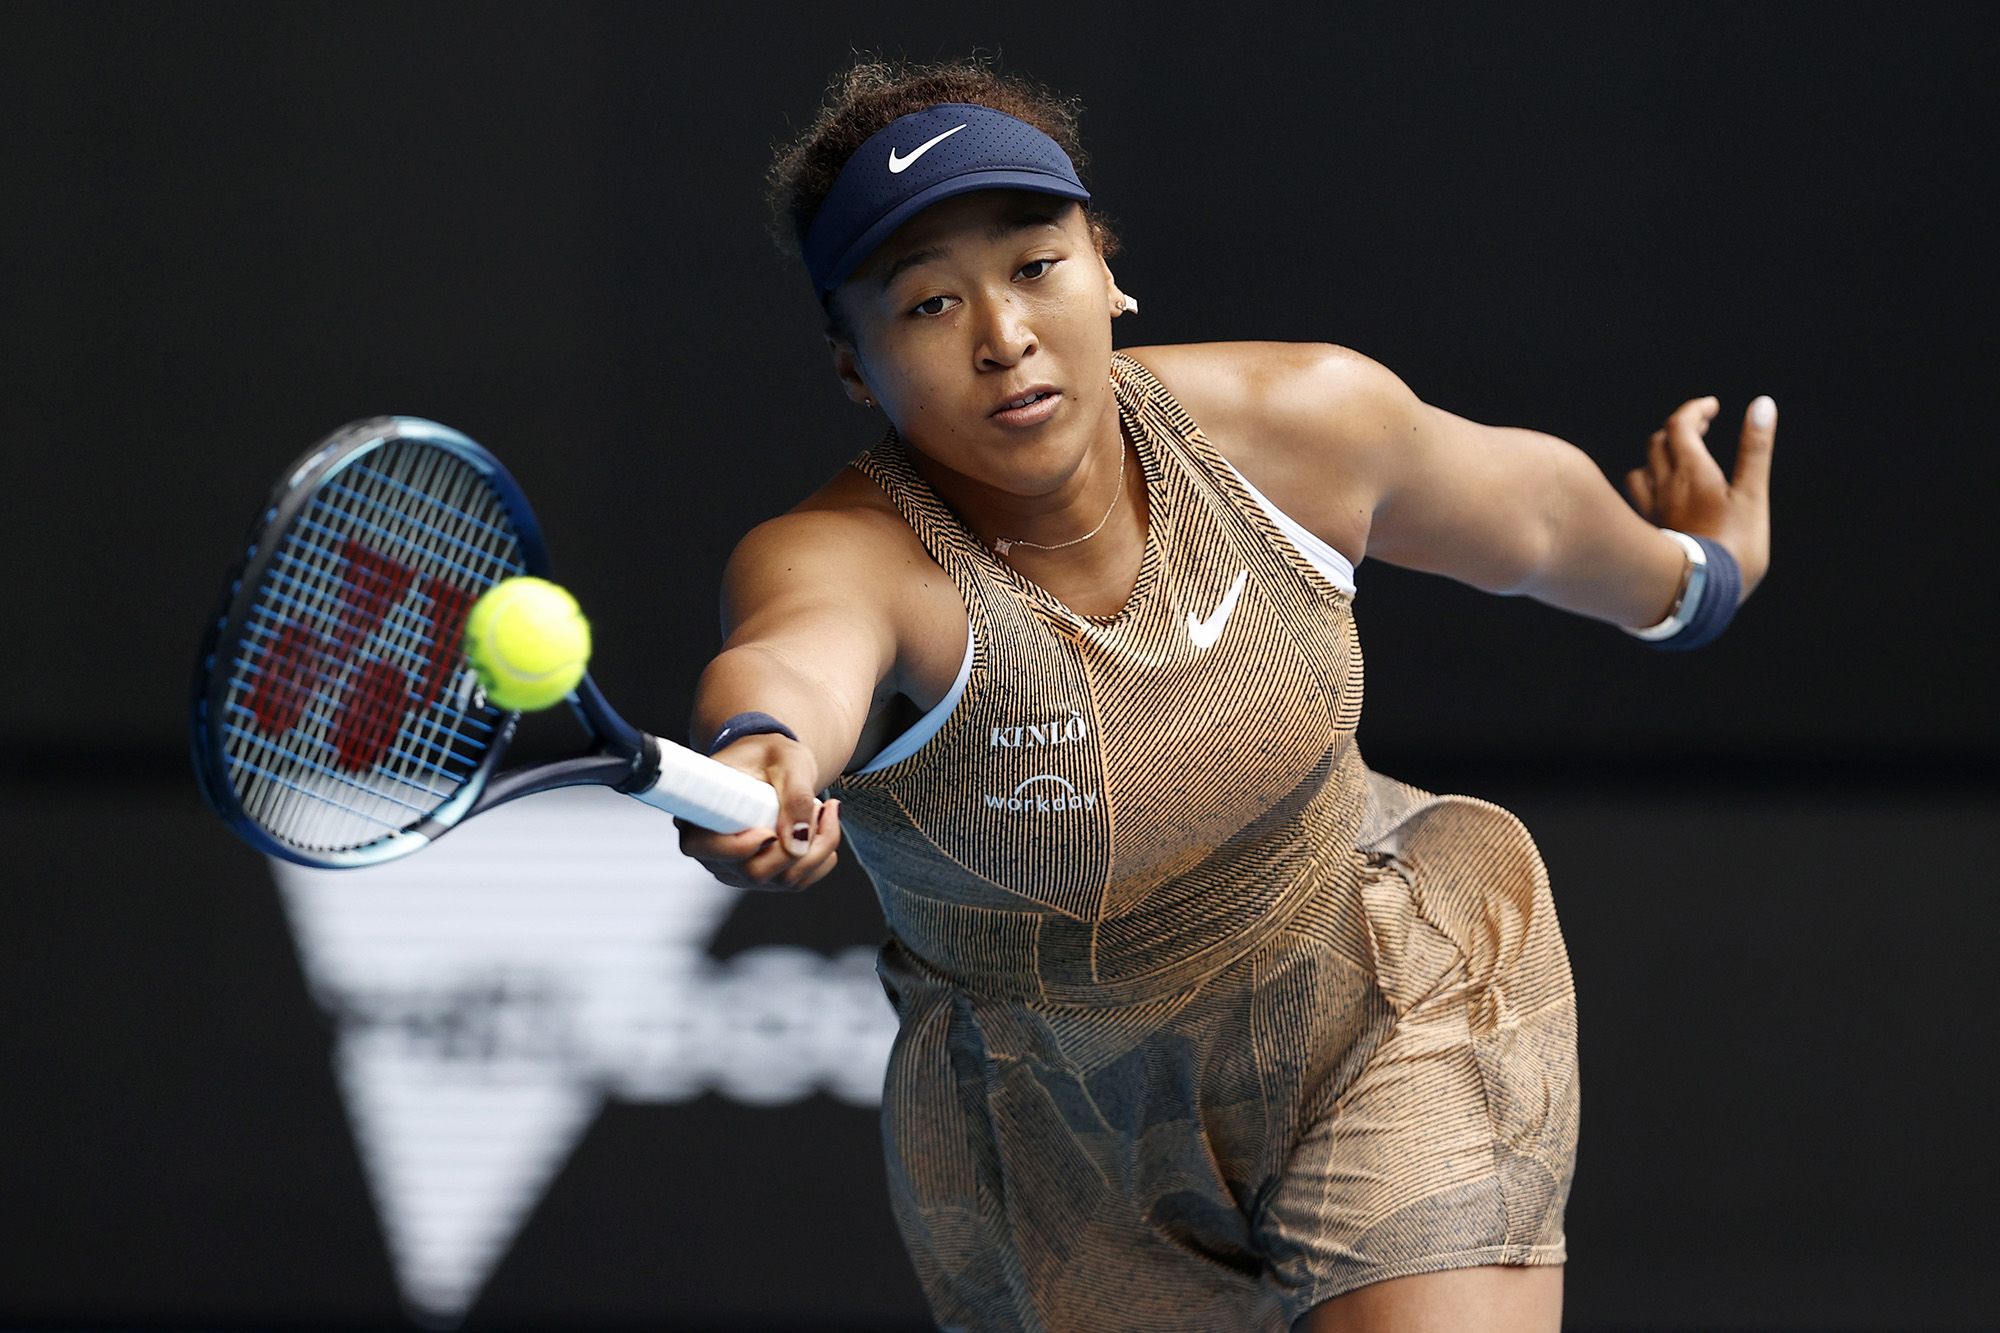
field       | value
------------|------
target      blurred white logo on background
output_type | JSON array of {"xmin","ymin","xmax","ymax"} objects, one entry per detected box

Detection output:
[{"xmin": 270, "ymin": 786, "xmax": 896, "ymax": 1324}]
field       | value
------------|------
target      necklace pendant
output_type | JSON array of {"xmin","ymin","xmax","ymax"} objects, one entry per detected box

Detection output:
[{"xmin": 993, "ymin": 537, "xmax": 1013, "ymax": 556}]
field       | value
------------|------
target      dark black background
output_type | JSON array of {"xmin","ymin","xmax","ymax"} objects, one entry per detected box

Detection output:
[{"xmin": 3, "ymin": 3, "xmax": 1995, "ymax": 1329}]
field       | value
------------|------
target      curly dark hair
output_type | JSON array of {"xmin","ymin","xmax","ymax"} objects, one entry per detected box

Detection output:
[{"xmin": 766, "ymin": 55, "xmax": 1119, "ymax": 288}]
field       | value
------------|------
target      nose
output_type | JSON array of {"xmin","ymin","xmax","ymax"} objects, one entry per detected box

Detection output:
[{"xmin": 972, "ymin": 289, "xmax": 1036, "ymax": 371}]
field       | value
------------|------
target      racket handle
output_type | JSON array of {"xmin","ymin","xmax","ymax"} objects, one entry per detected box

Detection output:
[{"xmin": 627, "ymin": 735, "xmax": 781, "ymax": 833}]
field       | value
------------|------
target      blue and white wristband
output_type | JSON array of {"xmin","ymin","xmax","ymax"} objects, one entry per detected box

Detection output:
[
  {"xmin": 704, "ymin": 711, "xmax": 799, "ymax": 755},
  {"xmin": 1623, "ymin": 529, "xmax": 1742, "ymax": 651}
]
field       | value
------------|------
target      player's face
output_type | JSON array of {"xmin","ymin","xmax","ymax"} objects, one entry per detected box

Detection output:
[{"xmin": 829, "ymin": 193, "xmax": 1122, "ymax": 498}]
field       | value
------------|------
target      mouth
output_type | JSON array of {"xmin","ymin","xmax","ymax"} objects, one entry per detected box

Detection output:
[{"xmin": 990, "ymin": 387, "xmax": 1061, "ymax": 427}]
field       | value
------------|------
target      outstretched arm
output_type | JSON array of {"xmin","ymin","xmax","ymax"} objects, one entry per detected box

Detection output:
[
  {"xmin": 1127, "ymin": 342, "xmax": 1776, "ymax": 629},
  {"xmin": 679, "ymin": 510, "xmax": 901, "ymax": 891},
  {"xmin": 1148, "ymin": 343, "xmax": 1777, "ymax": 629},
  {"xmin": 1362, "ymin": 365, "xmax": 1777, "ymax": 628}
]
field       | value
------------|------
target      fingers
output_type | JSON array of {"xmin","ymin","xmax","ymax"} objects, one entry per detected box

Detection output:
[
  {"xmin": 1636, "ymin": 397, "xmax": 1729, "ymax": 528},
  {"xmin": 676, "ymin": 732, "xmax": 841, "ymax": 890},
  {"xmin": 1625, "ymin": 466, "xmax": 1655, "ymax": 517},
  {"xmin": 1733, "ymin": 395, "xmax": 1777, "ymax": 498},
  {"xmin": 1665, "ymin": 395, "xmax": 1723, "ymax": 471},
  {"xmin": 735, "ymin": 812, "xmax": 812, "ymax": 885},
  {"xmin": 1670, "ymin": 395, "xmax": 1720, "ymax": 437},
  {"xmin": 779, "ymin": 798, "xmax": 843, "ymax": 889},
  {"xmin": 775, "ymin": 764, "xmax": 820, "ymax": 857},
  {"xmin": 1632, "ymin": 393, "xmax": 1774, "ymax": 595},
  {"xmin": 679, "ymin": 823, "xmax": 772, "ymax": 861},
  {"xmin": 678, "ymin": 822, "xmax": 780, "ymax": 886},
  {"xmin": 720, "ymin": 797, "xmax": 842, "ymax": 891}
]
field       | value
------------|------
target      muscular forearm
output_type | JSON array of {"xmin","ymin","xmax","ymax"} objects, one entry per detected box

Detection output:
[
  {"xmin": 1516, "ymin": 436, "xmax": 1689, "ymax": 628},
  {"xmin": 690, "ymin": 641, "xmax": 870, "ymax": 792}
]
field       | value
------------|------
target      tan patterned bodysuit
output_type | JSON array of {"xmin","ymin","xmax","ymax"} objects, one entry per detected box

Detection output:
[{"xmin": 825, "ymin": 354, "xmax": 1578, "ymax": 1331}]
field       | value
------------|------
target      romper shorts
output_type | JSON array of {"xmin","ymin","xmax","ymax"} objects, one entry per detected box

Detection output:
[{"xmin": 875, "ymin": 773, "xmax": 1579, "ymax": 1331}]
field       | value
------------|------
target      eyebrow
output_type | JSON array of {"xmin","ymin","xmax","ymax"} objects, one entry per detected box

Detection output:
[{"xmin": 875, "ymin": 208, "xmax": 1066, "ymax": 290}]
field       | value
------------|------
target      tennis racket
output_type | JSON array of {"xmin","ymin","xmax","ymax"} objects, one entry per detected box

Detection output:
[{"xmin": 191, "ymin": 415, "xmax": 779, "ymax": 869}]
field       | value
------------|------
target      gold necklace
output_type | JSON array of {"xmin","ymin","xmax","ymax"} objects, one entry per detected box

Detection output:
[{"xmin": 991, "ymin": 442, "xmax": 1127, "ymax": 557}]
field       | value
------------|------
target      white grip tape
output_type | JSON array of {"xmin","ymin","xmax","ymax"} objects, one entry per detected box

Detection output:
[{"xmin": 626, "ymin": 736, "xmax": 781, "ymax": 833}]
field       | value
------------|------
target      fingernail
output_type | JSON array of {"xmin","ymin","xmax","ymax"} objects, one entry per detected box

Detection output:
[
  {"xmin": 1749, "ymin": 395, "xmax": 1776, "ymax": 429},
  {"xmin": 790, "ymin": 822, "xmax": 811, "ymax": 850}
]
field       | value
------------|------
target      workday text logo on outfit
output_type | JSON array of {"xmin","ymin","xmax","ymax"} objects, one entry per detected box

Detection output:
[{"xmin": 987, "ymin": 773, "xmax": 1100, "ymax": 814}]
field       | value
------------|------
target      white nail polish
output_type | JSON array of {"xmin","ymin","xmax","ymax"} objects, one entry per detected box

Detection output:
[{"xmin": 1749, "ymin": 395, "xmax": 1776, "ymax": 428}]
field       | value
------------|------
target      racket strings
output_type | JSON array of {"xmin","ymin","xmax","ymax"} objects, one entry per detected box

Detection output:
[
  {"xmin": 238, "ymin": 447, "xmax": 446, "ymax": 846},
  {"xmin": 258, "ymin": 442, "xmax": 508, "ymax": 849},
  {"xmin": 219, "ymin": 438, "xmax": 528, "ymax": 852},
  {"xmin": 228, "ymin": 444, "xmax": 462, "ymax": 846}
]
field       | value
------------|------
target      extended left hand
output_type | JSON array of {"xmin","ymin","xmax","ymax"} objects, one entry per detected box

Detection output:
[{"xmin": 1625, "ymin": 395, "xmax": 1777, "ymax": 600}]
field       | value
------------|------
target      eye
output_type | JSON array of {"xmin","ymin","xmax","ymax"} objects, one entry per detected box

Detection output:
[
  {"xmin": 1018, "ymin": 257, "xmax": 1058, "ymax": 281},
  {"xmin": 908, "ymin": 293, "xmax": 959, "ymax": 318}
]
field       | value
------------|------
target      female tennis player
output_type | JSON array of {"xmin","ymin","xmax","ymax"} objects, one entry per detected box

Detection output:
[{"xmin": 680, "ymin": 59, "xmax": 1774, "ymax": 1332}]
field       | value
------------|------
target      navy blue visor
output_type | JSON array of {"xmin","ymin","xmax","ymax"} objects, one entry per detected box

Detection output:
[{"xmin": 802, "ymin": 102, "xmax": 1091, "ymax": 297}]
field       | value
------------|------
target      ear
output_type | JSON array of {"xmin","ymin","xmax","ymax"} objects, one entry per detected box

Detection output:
[
  {"xmin": 1099, "ymin": 252, "xmax": 1137, "ymax": 319},
  {"xmin": 825, "ymin": 331, "xmax": 876, "ymax": 407}
]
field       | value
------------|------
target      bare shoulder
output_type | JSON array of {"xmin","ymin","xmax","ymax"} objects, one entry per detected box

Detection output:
[
  {"xmin": 725, "ymin": 467, "xmax": 932, "ymax": 617},
  {"xmin": 723, "ymin": 463, "xmax": 964, "ymax": 704},
  {"xmin": 1121, "ymin": 342, "xmax": 1421, "ymax": 561},
  {"xmin": 1121, "ymin": 342, "xmax": 1416, "ymax": 468}
]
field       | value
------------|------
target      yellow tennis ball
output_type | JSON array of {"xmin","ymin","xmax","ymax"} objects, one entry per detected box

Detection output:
[{"xmin": 463, "ymin": 577, "xmax": 592, "ymax": 711}]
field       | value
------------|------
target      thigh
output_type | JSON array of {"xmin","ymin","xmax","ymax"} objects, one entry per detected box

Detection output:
[
  {"xmin": 1296, "ymin": 1263, "xmax": 1563, "ymax": 1333},
  {"xmin": 1254, "ymin": 845, "xmax": 1578, "ymax": 1318}
]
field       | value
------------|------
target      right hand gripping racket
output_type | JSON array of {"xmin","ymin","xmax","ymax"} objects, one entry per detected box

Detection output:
[{"xmin": 191, "ymin": 416, "xmax": 779, "ymax": 869}]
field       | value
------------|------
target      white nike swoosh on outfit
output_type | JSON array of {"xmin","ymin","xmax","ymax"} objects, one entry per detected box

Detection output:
[
  {"xmin": 1188, "ymin": 570, "xmax": 1250, "ymax": 650},
  {"xmin": 888, "ymin": 123, "xmax": 968, "ymax": 173}
]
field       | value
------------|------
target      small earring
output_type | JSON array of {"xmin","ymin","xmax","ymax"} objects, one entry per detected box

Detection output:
[
  {"xmin": 1116, "ymin": 294, "xmax": 1139, "ymax": 315},
  {"xmin": 862, "ymin": 396, "xmax": 874, "ymax": 408}
]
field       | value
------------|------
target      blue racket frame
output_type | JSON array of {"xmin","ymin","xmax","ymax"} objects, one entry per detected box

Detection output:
[{"xmin": 192, "ymin": 416, "xmax": 654, "ymax": 868}]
